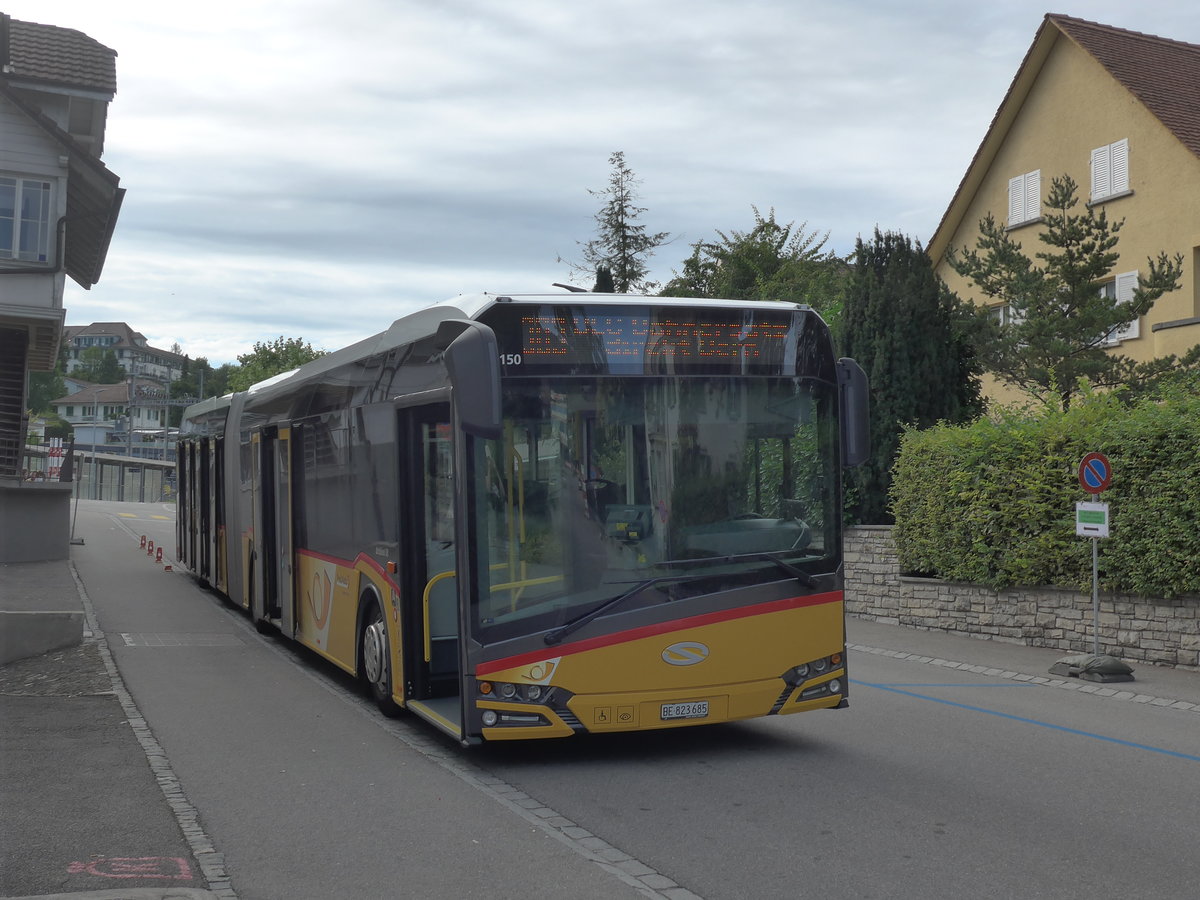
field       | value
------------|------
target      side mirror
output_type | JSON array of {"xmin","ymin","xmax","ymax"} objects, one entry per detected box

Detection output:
[
  {"xmin": 436, "ymin": 319, "xmax": 502, "ymax": 439},
  {"xmin": 836, "ymin": 358, "xmax": 870, "ymax": 468}
]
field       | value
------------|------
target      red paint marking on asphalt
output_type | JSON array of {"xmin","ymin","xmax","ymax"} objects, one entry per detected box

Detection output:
[{"xmin": 67, "ymin": 856, "xmax": 194, "ymax": 879}]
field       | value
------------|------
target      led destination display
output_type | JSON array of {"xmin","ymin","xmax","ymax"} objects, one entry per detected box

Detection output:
[{"xmin": 481, "ymin": 303, "xmax": 824, "ymax": 376}]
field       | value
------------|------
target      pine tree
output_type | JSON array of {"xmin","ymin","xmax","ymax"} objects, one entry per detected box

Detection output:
[
  {"xmin": 948, "ymin": 174, "xmax": 1184, "ymax": 409},
  {"xmin": 592, "ymin": 265, "xmax": 615, "ymax": 293},
  {"xmin": 561, "ymin": 152, "xmax": 670, "ymax": 293},
  {"xmin": 842, "ymin": 229, "xmax": 984, "ymax": 523}
]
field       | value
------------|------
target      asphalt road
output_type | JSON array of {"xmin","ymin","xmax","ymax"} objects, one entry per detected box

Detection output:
[{"xmin": 57, "ymin": 500, "xmax": 1200, "ymax": 899}]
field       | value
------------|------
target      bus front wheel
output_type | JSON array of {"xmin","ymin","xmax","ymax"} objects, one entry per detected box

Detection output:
[{"xmin": 361, "ymin": 600, "xmax": 401, "ymax": 717}]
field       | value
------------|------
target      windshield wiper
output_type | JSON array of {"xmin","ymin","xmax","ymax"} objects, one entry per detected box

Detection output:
[
  {"xmin": 542, "ymin": 554, "xmax": 819, "ymax": 646},
  {"xmin": 712, "ymin": 551, "xmax": 819, "ymax": 587},
  {"xmin": 543, "ymin": 574, "xmax": 692, "ymax": 646},
  {"xmin": 654, "ymin": 551, "xmax": 819, "ymax": 587}
]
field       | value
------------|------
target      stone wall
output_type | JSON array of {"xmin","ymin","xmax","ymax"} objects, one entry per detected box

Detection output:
[{"xmin": 844, "ymin": 525, "xmax": 1200, "ymax": 670}]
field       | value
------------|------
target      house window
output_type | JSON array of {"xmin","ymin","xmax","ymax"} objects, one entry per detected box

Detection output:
[
  {"xmin": 1007, "ymin": 170, "xmax": 1040, "ymax": 227},
  {"xmin": 1100, "ymin": 270, "xmax": 1139, "ymax": 345},
  {"xmin": 0, "ymin": 177, "xmax": 53, "ymax": 262},
  {"xmin": 990, "ymin": 303, "xmax": 1025, "ymax": 327},
  {"xmin": 1091, "ymin": 139, "xmax": 1129, "ymax": 202}
]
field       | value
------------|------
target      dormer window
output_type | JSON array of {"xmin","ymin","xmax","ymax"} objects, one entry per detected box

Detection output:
[{"xmin": 0, "ymin": 176, "xmax": 52, "ymax": 263}]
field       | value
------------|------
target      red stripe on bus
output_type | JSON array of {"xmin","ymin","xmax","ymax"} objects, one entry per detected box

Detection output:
[
  {"xmin": 296, "ymin": 548, "xmax": 400, "ymax": 592},
  {"xmin": 474, "ymin": 591, "xmax": 842, "ymax": 676}
]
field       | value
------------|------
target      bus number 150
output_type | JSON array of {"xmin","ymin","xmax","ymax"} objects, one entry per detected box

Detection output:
[{"xmin": 499, "ymin": 353, "xmax": 522, "ymax": 366}]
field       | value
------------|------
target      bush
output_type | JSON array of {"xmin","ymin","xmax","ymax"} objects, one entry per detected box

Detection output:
[{"xmin": 890, "ymin": 387, "xmax": 1200, "ymax": 597}]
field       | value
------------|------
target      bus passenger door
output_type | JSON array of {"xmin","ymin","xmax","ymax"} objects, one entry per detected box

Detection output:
[
  {"xmin": 252, "ymin": 426, "xmax": 292, "ymax": 630},
  {"xmin": 273, "ymin": 428, "xmax": 295, "ymax": 635},
  {"xmin": 199, "ymin": 438, "xmax": 212, "ymax": 581},
  {"xmin": 399, "ymin": 404, "xmax": 462, "ymax": 736}
]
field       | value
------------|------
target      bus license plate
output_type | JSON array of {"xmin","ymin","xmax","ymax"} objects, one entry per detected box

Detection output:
[{"xmin": 661, "ymin": 701, "xmax": 708, "ymax": 721}]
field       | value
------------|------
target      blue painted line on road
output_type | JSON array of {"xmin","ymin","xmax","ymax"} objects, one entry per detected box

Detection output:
[
  {"xmin": 851, "ymin": 679, "xmax": 1200, "ymax": 763},
  {"xmin": 881, "ymin": 683, "xmax": 1035, "ymax": 689}
]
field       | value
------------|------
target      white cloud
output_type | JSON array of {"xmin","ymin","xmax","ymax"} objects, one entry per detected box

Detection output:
[{"xmin": 6, "ymin": 0, "xmax": 1200, "ymax": 362}]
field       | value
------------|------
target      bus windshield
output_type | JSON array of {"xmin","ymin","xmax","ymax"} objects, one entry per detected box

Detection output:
[{"xmin": 469, "ymin": 375, "xmax": 839, "ymax": 644}]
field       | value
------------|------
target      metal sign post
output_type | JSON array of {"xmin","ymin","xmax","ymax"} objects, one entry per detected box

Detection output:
[
  {"xmin": 1077, "ymin": 453, "xmax": 1111, "ymax": 656},
  {"xmin": 1052, "ymin": 452, "xmax": 1133, "ymax": 682},
  {"xmin": 1075, "ymin": 500, "xmax": 1108, "ymax": 654}
]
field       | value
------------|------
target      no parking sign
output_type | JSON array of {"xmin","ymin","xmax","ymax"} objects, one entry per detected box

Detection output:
[
  {"xmin": 1076, "ymin": 453, "xmax": 1111, "ymax": 539},
  {"xmin": 1078, "ymin": 452, "xmax": 1112, "ymax": 494}
]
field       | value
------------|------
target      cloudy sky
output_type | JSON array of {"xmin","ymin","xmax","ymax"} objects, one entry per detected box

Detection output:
[{"xmin": 10, "ymin": 1, "xmax": 1200, "ymax": 364}]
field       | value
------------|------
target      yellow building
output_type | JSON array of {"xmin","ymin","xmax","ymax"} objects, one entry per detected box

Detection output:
[{"xmin": 929, "ymin": 14, "xmax": 1200, "ymax": 401}]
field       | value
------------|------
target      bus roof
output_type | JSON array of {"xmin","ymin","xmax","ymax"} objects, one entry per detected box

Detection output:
[{"xmin": 182, "ymin": 292, "xmax": 819, "ymax": 423}]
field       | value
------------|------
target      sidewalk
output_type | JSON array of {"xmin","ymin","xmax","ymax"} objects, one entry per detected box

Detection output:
[
  {"xmin": 0, "ymin": 560, "xmax": 85, "ymax": 667},
  {"xmin": 846, "ymin": 613, "xmax": 1200, "ymax": 711},
  {"xmin": 0, "ymin": 559, "xmax": 222, "ymax": 900},
  {"xmin": 2, "ymin": 558, "xmax": 1198, "ymax": 899}
]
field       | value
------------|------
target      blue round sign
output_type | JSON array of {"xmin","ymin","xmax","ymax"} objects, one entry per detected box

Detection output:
[{"xmin": 1078, "ymin": 452, "xmax": 1112, "ymax": 494}]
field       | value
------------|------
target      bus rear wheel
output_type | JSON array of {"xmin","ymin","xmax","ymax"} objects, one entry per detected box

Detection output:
[{"xmin": 361, "ymin": 601, "xmax": 401, "ymax": 717}]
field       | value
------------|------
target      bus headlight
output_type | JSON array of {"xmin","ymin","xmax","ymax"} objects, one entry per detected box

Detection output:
[
  {"xmin": 783, "ymin": 654, "xmax": 844, "ymax": 687},
  {"xmin": 482, "ymin": 710, "xmax": 499, "ymax": 727}
]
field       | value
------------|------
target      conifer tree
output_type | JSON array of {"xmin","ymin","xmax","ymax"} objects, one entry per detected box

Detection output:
[
  {"xmin": 841, "ymin": 229, "xmax": 984, "ymax": 524},
  {"xmin": 948, "ymin": 174, "xmax": 1185, "ymax": 410},
  {"xmin": 561, "ymin": 151, "xmax": 670, "ymax": 293}
]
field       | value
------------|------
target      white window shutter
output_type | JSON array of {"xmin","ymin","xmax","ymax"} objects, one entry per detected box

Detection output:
[
  {"xmin": 1113, "ymin": 270, "xmax": 1139, "ymax": 340},
  {"xmin": 1091, "ymin": 145, "xmax": 1111, "ymax": 200},
  {"xmin": 1110, "ymin": 139, "xmax": 1129, "ymax": 194},
  {"xmin": 1024, "ymin": 171, "xmax": 1040, "ymax": 221},
  {"xmin": 1009, "ymin": 175, "xmax": 1024, "ymax": 226}
]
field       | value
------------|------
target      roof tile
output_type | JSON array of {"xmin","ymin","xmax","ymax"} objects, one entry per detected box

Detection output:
[
  {"xmin": 1051, "ymin": 14, "xmax": 1200, "ymax": 158},
  {"xmin": 3, "ymin": 15, "xmax": 117, "ymax": 94}
]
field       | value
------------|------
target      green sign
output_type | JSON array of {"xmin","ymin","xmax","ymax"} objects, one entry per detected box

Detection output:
[{"xmin": 1075, "ymin": 501, "xmax": 1109, "ymax": 538}]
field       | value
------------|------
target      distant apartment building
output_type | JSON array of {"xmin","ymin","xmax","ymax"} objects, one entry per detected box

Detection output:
[
  {"xmin": 63, "ymin": 321, "xmax": 185, "ymax": 384},
  {"xmin": 49, "ymin": 375, "xmax": 172, "ymax": 458}
]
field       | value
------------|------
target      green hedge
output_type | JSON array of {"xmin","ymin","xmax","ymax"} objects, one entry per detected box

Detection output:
[{"xmin": 890, "ymin": 388, "xmax": 1200, "ymax": 598}]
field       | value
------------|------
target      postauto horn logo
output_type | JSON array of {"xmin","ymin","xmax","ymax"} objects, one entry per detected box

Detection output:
[{"xmin": 662, "ymin": 641, "xmax": 709, "ymax": 666}]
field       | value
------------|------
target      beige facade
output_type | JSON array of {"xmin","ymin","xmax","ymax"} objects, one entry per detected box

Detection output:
[{"xmin": 929, "ymin": 15, "xmax": 1200, "ymax": 402}]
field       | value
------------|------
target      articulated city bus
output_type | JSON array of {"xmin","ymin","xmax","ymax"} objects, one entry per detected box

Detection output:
[{"xmin": 177, "ymin": 292, "xmax": 869, "ymax": 744}]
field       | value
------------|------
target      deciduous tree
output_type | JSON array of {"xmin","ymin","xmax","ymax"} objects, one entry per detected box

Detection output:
[
  {"xmin": 73, "ymin": 347, "xmax": 125, "ymax": 384},
  {"xmin": 228, "ymin": 337, "xmax": 325, "ymax": 392},
  {"xmin": 660, "ymin": 207, "xmax": 843, "ymax": 317}
]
